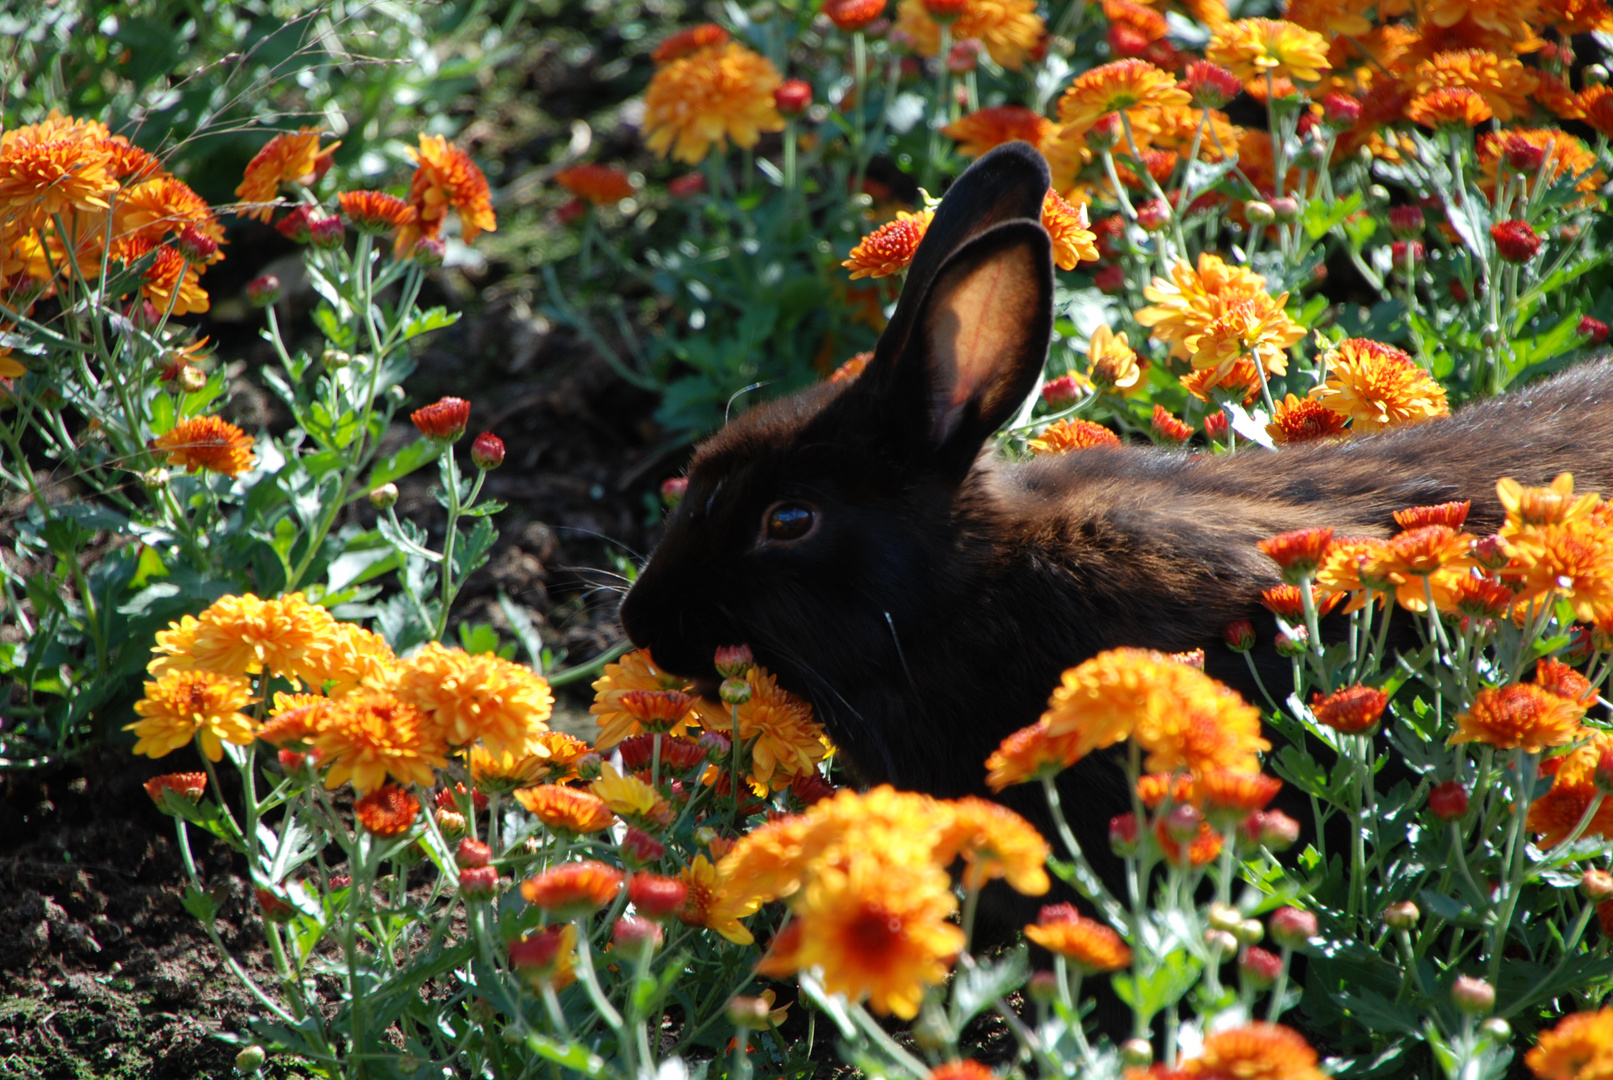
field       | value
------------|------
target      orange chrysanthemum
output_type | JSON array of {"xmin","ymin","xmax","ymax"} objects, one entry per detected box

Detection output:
[
  {"xmin": 1577, "ymin": 85, "xmax": 1613, "ymax": 139},
  {"xmin": 1410, "ymin": 51, "xmax": 1536, "ymax": 122},
  {"xmin": 1192, "ymin": 769, "xmax": 1283, "ymax": 815},
  {"xmin": 1260, "ymin": 584, "xmax": 1343, "ymax": 621},
  {"xmin": 929, "ymin": 1063, "xmax": 995, "ymax": 1080},
  {"xmin": 403, "ymin": 133, "xmax": 496, "ymax": 249},
  {"xmin": 1312, "ymin": 338, "xmax": 1449, "ymax": 431},
  {"xmin": 1156, "ymin": 813, "xmax": 1224, "ymax": 865},
  {"xmin": 128, "ymin": 240, "xmax": 210, "ymax": 315},
  {"xmin": 934, "ymin": 796, "xmax": 1050, "ymax": 895},
  {"xmin": 725, "ymin": 665, "xmax": 830, "ymax": 791},
  {"xmin": 1477, "ymin": 129, "xmax": 1604, "ymax": 210},
  {"xmin": 1497, "ymin": 498, "xmax": 1613, "ymax": 625},
  {"xmin": 1311, "ymin": 684, "xmax": 1390, "ymax": 734},
  {"xmin": 391, "ymin": 642, "xmax": 554, "ymax": 760},
  {"xmin": 893, "ymin": 0, "xmax": 1045, "ymax": 71},
  {"xmin": 1535, "ymin": 658, "xmax": 1597, "ymax": 706},
  {"xmin": 337, "ymin": 190, "xmax": 416, "ymax": 237},
  {"xmin": 1523, "ymin": 1007, "xmax": 1613, "ymax": 1079},
  {"xmin": 1258, "ymin": 527, "xmax": 1335, "ymax": 580},
  {"xmin": 788, "ymin": 854, "xmax": 964, "ymax": 1018},
  {"xmin": 1056, "ymin": 59, "xmax": 1192, "ymax": 133},
  {"xmin": 1406, "ymin": 88, "xmax": 1494, "ymax": 128},
  {"xmin": 1182, "ymin": 1022, "xmax": 1326, "ymax": 1080},
  {"xmin": 520, "ymin": 860, "xmax": 624, "ymax": 917},
  {"xmin": 1024, "ymin": 906, "xmax": 1133, "ymax": 972},
  {"xmin": 126, "ymin": 669, "xmax": 255, "ymax": 762},
  {"xmin": 313, "ymin": 690, "xmax": 449, "ymax": 795},
  {"xmin": 256, "ymin": 692, "xmax": 330, "ymax": 747},
  {"xmin": 150, "ymin": 415, "xmax": 255, "ymax": 476},
  {"xmin": 1498, "ymin": 474, "xmax": 1600, "ymax": 530},
  {"xmin": 643, "ymin": 42, "xmax": 785, "ymax": 164},
  {"xmin": 1527, "ymin": 731, "xmax": 1613, "ymax": 847},
  {"xmin": 1029, "ymin": 418, "xmax": 1122, "ymax": 454},
  {"xmin": 1395, "ymin": 501, "xmax": 1471, "ymax": 530},
  {"xmin": 1180, "ymin": 355, "xmax": 1264, "ymax": 407},
  {"xmin": 148, "ymin": 592, "xmax": 337, "ymax": 682},
  {"xmin": 297, "ymin": 620, "xmax": 396, "ymax": 695},
  {"xmin": 115, "ymin": 176, "xmax": 223, "ymax": 255},
  {"xmin": 680, "ymin": 852, "xmax": 764, "ymax": 944},
  {"xmin": 1449, "ymin": 683, "xmax": 1586, "ymax": 752},
  {"xmin": 555, "ymin": 164, "xmax": 635, "ymax": 205},
  {"xmin": 943, "ymin": 106, "xmax": 1059, "ymax": 157},
  {"xmin": 843, "ymin": 209, "xmax": 933, "ymax": 279},
  {"xmin": 144, "ymin": 771, "xmax": 208, "ymax": 807},
  {"xmin": 1042, "ymin": 190, "xmax": 1099, "ymax": 271},
  {"xmin": 591, "ymin": 648, "xmax": 693, "ymax": 750},
  {"xmin": 1135, "ymin": 253, "xmax": 1278, "ymax": 362},
  {"xmin": 0, "ymin": 135, "xmax": 116, "ymax": 226},
  {"xmin": 235, "ymin": 128, "xmax": 340, "ymax": 222},
  {"xmin": 1181, "ymin": 295, "xmax": 1303, "ymax": 382},
  {"xmin": 1420, "ymin": 0, "xmax": 1541, "ymax": 47},
  {"xmin": 985, "ymin": 721, "xmax": 1082, "ymax": 789},
  {"xmin": 515, "ymin": 784, "xmax": 616, "ymax": 834},
  {"xmin": 354, "ymin": 784, "xmax": 420, "ymax": 837},
  {"xmin": 652, "ymin": 23, "xmax": 730, "ymax": 62},
  {"xmin": 1205, "ymin": 19, "xmax": 1331, "ymax": 88}
]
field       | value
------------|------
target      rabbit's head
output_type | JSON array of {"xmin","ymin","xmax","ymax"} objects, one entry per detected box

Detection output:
[{"xmin": 618, "ymin": 143, "xmax": 1057, "ymax": 777}]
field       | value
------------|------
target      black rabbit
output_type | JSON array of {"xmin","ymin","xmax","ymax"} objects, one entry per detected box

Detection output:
[{"xmin": 618, "ymin": 141, "xmax": 1613, "ymax": 916}]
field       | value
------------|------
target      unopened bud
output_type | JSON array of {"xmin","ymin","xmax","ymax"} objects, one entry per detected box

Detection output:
[
  {"xmin": 774, "ymin": 78, "xmax": 813, "ymax": 116},
  {"xmin": 1205, "ymin": 928, "xmax": 1239, "ymax": 958},
  {"xmin": 1254, "ymin": 810, "xmax": 1300, "ymax": 851},
  {"xmin": 1165, "ymin": 803, "xmax": 1202, "ymax": 843},
  {"xmin": 1452, "ymin": 974, "xmax": 1495, "ymax": 1015},
  {"xmin": 574, "ymin": 753, "xmax": 604, "ymax": 782},
  {"xmin": 727, "ymin": 995, "xmax": 774, "ymax": 1026},
  {"xmin": 456, "ymin": 838, "xmax": 492, "ymax": 869},
  {"xmin": 1269, "ymin": 906, "xmax": 1316, "ymax": 949},
  {"xmin": 1275, "ymin": 629, "xmax": 1308, "ymax": 657},
  {"xmin": 1269, "ymin": 196, "xmax": 1299, "ymax": 223},
  {"xmin": 178, "ymin": 364, "xmax": 208, "ymax": 393},
  {"xmin": 1224, "ymin": 619, "xmax": 1256, "ymax": 652},
  {"xmin": 1235, "ymin": 918, "xmax": 1265, "ymax": 945},
  {"xmin": 1208, "ymin": 903, "xmax": 1242, "ymax": 932},
  {"xmin": 1027, "ymin": 970, "xmax": 1060, "ymax": 1004},
  {"xmin": 1135, "ymin": 198, "xmax": 1171, "ymax": 233},
  {"xmin": 235, "ymin": 1045, "xmax": 267, "ymax": 1072},
  {"xmin": 1245, "ymin": 201, "xmax": 1276, "ymax": 226},
  {"xmin": 1583, "ymin": 868, "xmax": 1613, "ymax": 902},
  {"xmin": 176, "ymin": 225, "xmax": 220, "ymax": 264},
  {"xmin": 661, "ymin": 476, "xmax": 688, "ymax": 507},
  {"xmin": 471, "ymin": 431, "xmax": 505, "ymax": 470},
  {"xmin": 1585, "ymin": 64, "xmax": 1610, "ymax": 87},
  {"xmin": 614, "ymin": 914, "xmax": 664, "ymax": 955},
  {"xmin": 1240, "ymin": 945, "xmax": 1283, "ymax": 988},
  {"xmin": 369, "ymin": 483, "xmax": 399, "ymax": 509},
  {"xmin": 459, "ymin": 865, "xmax": 498, "ymax": 901},
  {"xmin": 1109, "ymin": 812, "xmax": 1140, "ymax": 856},
  {"xmin": 1120, "ymin": 1039, "xmax": 1153, "ymax": 1067},
  {"xmin": 436, "ymin": 809, "xmax": 467, "ymax": 838},
  {"xmin": 714, "ymin": 644, "xmax": 755, "ymax": 678},
  {"xmin": 142, "ymin": 467, "xmax": 171, "ymax": 487},
  {"xmin": 322, "ymin": 348, "xmax": 352, "ymax": 369},
  {"xmin": 719, "ymin": 677, "xmax": 752, "ymax": 705},
  {"xmin": 1383, "ymin": 900, "xmax": 1419, "ymax": 930},
  {"xmin": 1480, "ymin": 1017, "xmax": 1513, "ymax": 1042},
  {"xmin": 277, "ymin": 748, "xmax": 307, "ymax": 773},
  {"xmin": 1429, "ymin": 781, "xmax": 1470, "ymax": 821},
  {"xmin": 246, "ymin": 274, "xmax": 281, "ymax": 306},
  {"xmin": 413, "ymin": 237, "xmax": 447, "ymax": 266}
]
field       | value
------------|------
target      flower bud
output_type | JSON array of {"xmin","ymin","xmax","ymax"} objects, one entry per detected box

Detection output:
[
  {"xmin": 436, "ymin": 809, "xmax": 467, "ymax": 838},
  {"xmin": 1208, "ymin": 903, "xmax": 1242, "ymax": 932},
  {"xmin": 1026, "ymin": 970, "xmax": 1060, "ymax": 1004},
  {"xmin": 175, "ymin": 225, "xmax": 220, "ymax": 264},
  {"xmin": 1135, "ymin": 198, "xmax": 1171, "ymax": 233},
  {"xmin": 142, "ymin": 467, "xmax": 171, "ymax": 487},
  {"xmin": 1252, "ymin": 810, "xmax": 1300, "ymax": 851},
  {"xmin": 1582, "ymin": 869, "xmax": 1613, "ymax": 902},
  {"xmin": 719, "ymin": 676, "xmax": 752, "ymax": 705},
  {"xmin": 1428, "ymin": 781, "xmax": 1470, "ymax": 821},
  {"xmin": 456, "ymin": 838, "xmax": 492, "ymax": 869},
  {"xmin": 459, "ymin": 865, "xmax": 499, "ymax": 901},
  {"xmin": 1322, "ymin": 92, "xmax": 1362, "ymax": 127},
  {"xmin": 235, "ymin": 1045, "xmax": 268, "ymax": 1073},
  {"xmin": 309, "ymin": 214, "xmax": 345, "ymax": 250},
  {"xmin": 1183, "ymin": 61, "xmax": 1242, "ymax": 109},
  {"xmin": 413, "ymin": 237, "xmax": 447, "ymax": 266},
  {"xmin": 774, "ymin": 79, "xmax": 813, "ymax": 116},
  {"xmin": 669, "ymin": 173, "xmax": 707, "ymax": 198},
  {"xmin": 1269, "ymin": 906, "xmax": 1316, "ymax": 949},
  {"xmin": 1586, "ymin": 64, "xmax": 1610, "ymax": 87},
  {"xmin": 411, "ymin": 396, "xmax": 471, "ymax": 442},
  {"xmin": 661, "ymin": 476, "xmax": 688, "ymax": 507},
  {"xmin": 1390, "ymin": 240, "xmax": 1425, "ymax": 274},
  {"xmin": 1109, "ymin": 812, "xmax": 1140, "ymax": 856},
  {"xmin": 1269, "ymin": 196, "xmax": 1299, "ymax": 223},
  {"xmin": 1164, "ymin": 803, "xmax": 1202, "ymax": 843},
  {"xmin": 714, "ymin": 644, "xmax": 755, "ymax": 677},
  {"xmin": 1205, "ymin": 928, "xmax": 1239, "ymax": 958},
  {"xmin": 1094, "ymin": 263, "xmax": 1126, "ymax": 294},
  {"xmin": 369, "ymin": 483, "xmax": 399, "ymax": 510},
  {"xmin": 1245, "ymin": 201, "xmax": 1276, "ymax": 226},
  {"xmin": 1086, "ymin": 113, "xmax": 1121, "ymax": 152},
  {"xmin": 322, "ymin": 347, "xmax": 352, "ymax": 369},
  {"xmin": 1240, "ymin": 945, "xmax": 1283, "ymax": 988},
  {"xmin": 1471, "ymin": 534, "xmax": 1510, "ymax": 570},
  {"xmin": 1491, "ymin": 220, "xmax": 1542, "ymax": 264},
  {"xmin": 698, "ymin": 730, "xmax": 732, "ymax": 761},
  {"xmin": 1120, "ymin": 1039, "xmax": 1154, "ymax": 1068},
  {"xmin": 627, "ymin": 873, "xmax": 688, "ymax": 918},
  {"xmin": 1041, "ymin": 373, "xmax": 1083, "ymax": 407},
  {"xmin": 1387, "ymin": 205, "xmax": 1425, "ymax": 238},
  {"xmin": 574, "ymin": 753, "xmax": 604, "ymax": 782},
  {"xmin": 1480, "ymin": 1017, "xmax": 1512, "ymax": 1042},
  {"xmin": 621, "ymin": 826, "xmax": 665, "ymax": 866},
  {"xmin": 946, "ymin": 38, "xmax": 982, "ymax": 73},
  {"xmin": 277, "ymin": 749, "xmax": 307, "ymax": 773},
  {"xmin": 471, "ymin": 431, "xmax": 505, "ymax": 470},
  {"xmin": 1452, "ymin": 974, "xmax": 1495, "ymax": 1015},
  {"xmin": 1235, "ymin": 918, "xmax": 1266, "ymax": 945},
  {"xmin": 1383, "ymin": 900, "xmax": 1419, "ymax": 930},
  {"xmin": 1579, "ymin": 316, "xmax": 1611, "ymax": 345},
  {"xmin": 614, "ymin": 914, "xmax": 664, "ymax": 955},
  {"xmin": 246, "ymin": 274, "xmax": 281, "ymax": 307},
  {"xmin": 1224, "ymin": 619, "xmax": 1256, "ymax": 652},
  {"xmin": 1275, "ymin": 629, "xmax": 1308, "ymax": 657},
  {"xmin": 178, "ymin": 364, "xmax": 208, "ymax": 393}
]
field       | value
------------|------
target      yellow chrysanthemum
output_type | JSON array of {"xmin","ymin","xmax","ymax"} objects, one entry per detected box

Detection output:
[
  {"xmin": 727, "ymin": 666, "xmax": 830, "ymax": 791},
  {"xmin": 1029, "ymin": 418, "xmax": 1121, "ymax": 454},
  {"xmin": 1206, "ymin": 18, "xmax": 1331, "ymax": 88},
  {"xmin": 1042, "ymin": 190, "xmax": 1099, "ymax": 271},
  {"xmin": 715, "ymin": 813, "xmax": 814, "ymax": 904},
  {"xmin": 391, "ymin": 642, "xmax": 553, "ymax": 759},
  {"xmin": 126, "ymin": 669, "xmax": 255, "ymax": 761},
  {"xmin": 843, "ymin": 209, "xmax": 934, "ymax": 280},
  {"xmin": 1085, "ymin": 324, "xmax": 1141, "ymax": 391},
  {"xmin": 934, "ymin": 796, "xmax": 1050, "ymax": 894},
  {"xmin": 1499, "ymin": 474, "xmax": 1601, "ymax": 531},
  {"xmin": 1448, "ymin": 684, "xmax": 1586, "ymax": 752},
  {"xmin": 149, "ymin": 415, "xmax": 255, "ymax": 476},
  {"xmin": 1527, "ymin": 731, "xmax": 1613, "ymax": 847},
  {"xmin": 234, "ymin": 128, "xmax": 340, "ymax": 223},
  {"xmin": 943, "ymin": 106, "xmax": 1059, "ymax": 157},
  {"xmin": 679, "ymin": 853, "xmax": 763, "ymax": 944},
  {"xmin": 313, "ymin": 689, "xmax": 448, "ymax": 795},
  {"xmin": 590, "ymin": 762, "xmax": 671, "ymax": 825},
  {"xmin": 1042, "ymin": 648, "xmax": 1267, "ymax": 774},
  {"xmin": 893, "ymin": 0, "xmax": 1045, "ymax": 71},
  {"xmin": 1180, "ymin": 296, "xmax": 1302, "ymax": 382},
  {"xmin": 643, "ymin": 42, "xmax": 785, "ymax": 164},
  {"xmin": 789, "ymin": 854, "xmax": 963, "ymax": 1018},
  {"xmin": 1410, "ymin": 50, "xmax": 1537, "ymax": 122},
  {"xmin": 1055, "ymin": 59, "xmax": 1192, "ymax": 134},
  {"xmin": 1135, "ymin": 253, "xmax": 1276, "ymax": 361},
  {"xmin": 591, "ymin": 648, "xmax": 694, "ymax": 750},
  {"xmin": 1311, "ymin": 338, "xmax": 1449, "ymax": 431},
  {"xmin": 297, "ymin": 620, "xmax": 396, "ymax": 695},
  {"xmin": 1525, "ymin": 1007, "xmax": 1613, "ymax": 1079},
  {"xmin": 515, "ymin": 784, "xmax": 616, "ymax": 834},
  {"xmin": 148, "ymin": 592, "xmax": 336, "ymax": 682}
]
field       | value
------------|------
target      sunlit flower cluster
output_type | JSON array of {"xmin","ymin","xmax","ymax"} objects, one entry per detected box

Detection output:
[{"xmin": 643, "ymin": 32, "xmax": 785, "ymax": 164}]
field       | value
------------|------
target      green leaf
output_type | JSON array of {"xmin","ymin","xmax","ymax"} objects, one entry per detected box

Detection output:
[
  {"xmin": 524, "ymin": 1035, "xmax": 614, "ymax": 1079},
  {"xmin": 181, "ymin": 885, "xmax": 219, "ymax": 924},
  {"xmin": 368, "ymin": 438, "xmax": 441, "ymax": 489},
  {"xmin": 457, "ymin": 622, "xmax": 503, "ymax": 656},
  {"xmin": 952, "ymin": 947, "xmax": 1028, "ymax": 1025},
  {"xmin": 1303, "ymin": 190, "xmax": 1364, "ymax": 241},
  {"xmin": 498, "ymin": 592, "xmax": 546, "ymax": 670},
  {"xmin": 326, "ymin": 531, "xmax": 401, "ymax": 593},
  {"xmin": 401, "ymin": 306, "xmax": 459, "ymax": 342}
]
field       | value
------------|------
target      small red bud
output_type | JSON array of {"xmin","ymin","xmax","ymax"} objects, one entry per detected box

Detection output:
[
  {"xmin": 459, "ymin": 865, "xmax": 499, "ymax": 901},
  {"xmin": 247, "ymin": 274, "xmax": 281, "ymax": 306},
  {"xmin": 471, "ymin": 431, "xmax": 505, "ymax": 470},
  {"xmin": 455, "ymin": 838, "xmax": 492, "ymax": 869},
  {"xmin": 1428, "ymin": 781, "xmax": 1470, "ymax": 821},
  {"xmin": 1269, "ymin": 906, "xmax": 1317, "ymax": 949},
  {"xmin": 1239, "ymin": 945, "xmax": 1284, "ymax": 988},
  {"xmin": 774, "ymin": 79, "xmax": 813, "ymax": 116},
  {"xmin": 1109, "ymin": 812, "xmax": 1139, "ymax": 856}
]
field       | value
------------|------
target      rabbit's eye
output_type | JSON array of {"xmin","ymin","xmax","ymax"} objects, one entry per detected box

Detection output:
[{"xmin": 764, "ymin": 502, "xmax": 816, "ymax": 542}]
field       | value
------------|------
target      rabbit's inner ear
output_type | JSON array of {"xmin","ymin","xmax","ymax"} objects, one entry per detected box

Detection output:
[{"xmin": 914, "ymin": 219, "xmax": 1053, "ymax": 453}]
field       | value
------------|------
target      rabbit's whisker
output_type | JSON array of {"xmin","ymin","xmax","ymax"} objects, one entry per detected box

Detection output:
[{"xmin": 883, "ymin": 611, "xmax": 917, "ymax": 693}]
